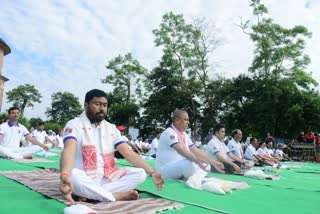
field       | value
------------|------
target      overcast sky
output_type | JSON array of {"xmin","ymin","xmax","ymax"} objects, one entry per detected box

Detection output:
[{"xmin": 0, "ymin": 0, "xmax": 319, "ymax": 120}]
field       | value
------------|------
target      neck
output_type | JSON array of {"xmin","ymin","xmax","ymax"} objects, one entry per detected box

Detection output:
[
  {"xmin": 172, "ymin": 124, "xmax": 183, "ymax": 132},
  {"xmin": 10, "ymin": 120, "xmax": 18, "ymax": 125}
]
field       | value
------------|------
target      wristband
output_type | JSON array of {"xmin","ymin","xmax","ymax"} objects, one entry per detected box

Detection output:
[{"xmin": 148, "ymin": 170, "xmax": 155, "ymax": 177}]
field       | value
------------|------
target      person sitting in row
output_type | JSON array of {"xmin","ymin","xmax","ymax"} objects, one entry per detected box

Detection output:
[
  {"xmin": 244, "ymin": 137, "xmax": 273, "ymax": 166},
  {"xmin": 115, "ymin": 126, "xmax": 141, "ymax": 158},
  {"xmin": 227, "ymin": 129, "xmax": 251, "ymax": 170},
  {"xmin": 206, "ymin": 124, "xmax": 243, "ymax": 174},
  {"xmin": 156, "ymin": 109, "xmax": 224, "ymax": 180},
  {"xmin": 0, "ymin": 107, "xmax": 49, "ymax": 159},
  {"xmin": 149, "ymin": 132, "xmax": 161, "ymax": 158},
  {"xmin": 33, "ymin": 122, "xmax": 55, "ymax": 148},
  {"xmin": 257, "ymin": 141, "xmax": 278, "ymax": 165},
  {"xmin": 275, "ymin": 144, "xmax": 292, "ymax": 161}
]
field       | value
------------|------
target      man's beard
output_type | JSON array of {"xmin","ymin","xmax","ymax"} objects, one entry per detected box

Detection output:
[{"xmin": 87, "ymin": 111, "xmax": 106, "ymax": 124}]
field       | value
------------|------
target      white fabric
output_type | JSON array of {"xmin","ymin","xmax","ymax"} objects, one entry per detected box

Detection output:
[
  {"xmin": 64, "ymin": 204, "xmax": 97, "ymax": 214},
  {"xmin": 71, "ymin": 167, "xmax": 146, "ymax": 201},
  {"xmin": 227, "ymin": 138, "xmax": 244, "ymax": 160},
  {"xmin": 56, "ymin": 135, "xmax": 64, "ymax": 148},
  {"xmin": 63, "ymin": 114, "xmax": 146, "ymax": 201},
  {"xmin": 63, "ymin": 115, "xmax": 123, "ymax": 181},
  {"xmin": 149, "ymin": 137, "xmax": 159, "ymax": 156},
  {"xmin": 0, "ymin": 121, "xmax": 29, "ymax": 148},
  {"xmin": 267, "ymin": 148, "xmax": 275, "ymax": 156},
  {"xmin": 156, "ymin": 126, "xmax": 193, "ymax": 170},
  {"xmin": 206, "ymin": 135, "xmax": 230, "ymax": 160},
  {"xmin": 79, "ymin": 112, "xmax": 118, "ymax": 179},
  {"xmin": 158, "ymin": 159, "xmax": 205, "ymax": 180},
  {"xmin": 275, "ymin": 149, "xmax": 284, "ymax": 157},
  {"xmin": 244, "ymin": 144, "xmax": 258, "ymax": 160},
  {"xmin": 33, "ymin": 129, "xmax": 48, "ymax": 144},
  {"xmin": 257, "ymin": 147, "xmax": 269, "ymax": 156},
  {"xmin": 0, "ymin": 145, "xmax": 41, "ymax": 159}
]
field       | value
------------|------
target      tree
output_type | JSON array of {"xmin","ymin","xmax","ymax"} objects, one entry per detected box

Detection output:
[
  {"xmin": 106, "ymin": 88, "xmax": 140, "ymax": 128},
  {"xmin": 6, "ymin": 84, "xmax": 42, "ymax": 116},
  {"xmin": 45, "ymin": 91, "xmax": 82, "ymax": 125},
  {"xmin": 102, "ymin": 53, "xmax": 146, "ymax": 129},
  {"xmin": 102, "ymin": 53, "xmax": 146, "ymax": 105},
  {"xmin": 233, "ymin": 0, "xmax": 318, "ymax": 137}
]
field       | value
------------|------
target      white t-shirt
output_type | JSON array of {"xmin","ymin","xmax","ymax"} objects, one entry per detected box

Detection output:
[
  {"xmin": 275, "ymin": 149, "xmax": 284, "ymax": 157},
  {"xmin": 206, "ymin": 135, "xmax": 230, "ymax": 160},
  {"xmin": 257, "ymin": 147, "xmax": 269, "ymax": 156},
  {"xmin": 244, "ymin": 144, "xmax": 257, "ymax": 160},
  {"xmin": 267, "ymin": 148, "xmax": 274, "ymax": 156},
  {"xmin": 150, "ymin": 137, "xmax": 159, "ymax": 156},
  {"xmin": 63, "ymin": 117, "xmax": 123, "ymax": 181},
  {"xmin": 227, "ymin": 138, "xmax": 244, "ymax": 160},
  {"xmin": 33, "ymin": 129, "xmax": 48, "ymax": 144},
  {"xmin": 156, "ymin": 126, "xmax": 194, "ymax": 169},
  {"xmin": 0, "ymin": 121, "xmax": 30, "ymax": 148}
]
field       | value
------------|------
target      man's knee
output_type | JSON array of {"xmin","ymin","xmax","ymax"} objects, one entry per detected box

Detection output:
[{"xmin": 134, "ymin": 168, "xmax": 147, "ymax": 183}]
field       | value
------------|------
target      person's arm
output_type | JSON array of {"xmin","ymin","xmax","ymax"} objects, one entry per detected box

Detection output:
[
  {"xmin": 59, "ymin": 138, "xmax": 77, "ymax": 203},
  {"xmin": 189, "ymin": 145, "xmax": 225, "ymax": 173},
  {"xmin": 26, "ymin": 135, "xmax": 49, "ymax": 151},
  {"xmin": 127, "ymin": 141, "xmax": 141, "ymax": 155},
  {"xmin": 215, "ymin": 152, "xmax": 242, "ymax": 173},
  {"xmin": 117, "ymin": 143, "xmax": 164, "ymax": 190},
  {"xmin": 0, "ymin": 134, "xmax": 3, "ymax": 142},
  {"xmin": 171, "ymin": 143, "xmax": 210, "ymax": 172},
  {"xmin": 45, "ymin": 136, "xmax": 55, "ymax": 147}
]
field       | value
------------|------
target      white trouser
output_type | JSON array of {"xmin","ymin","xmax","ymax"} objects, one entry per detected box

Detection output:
[
  {"xmin": 71, "ymin": 167, "xmax": 147, "ymax": 201},
  {"xmin": 158, "ymin": 159, "xmax": 205, "ymax": 180},
  {"xmin": 0, "ymin": 145, "xmax": 41, "ymax": 159}
]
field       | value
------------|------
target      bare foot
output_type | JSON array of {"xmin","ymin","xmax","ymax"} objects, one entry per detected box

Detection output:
[
  {"xmin": 23, "ymin": 155, "xmax": 33, "ymax": 159},
  {"xmin": 112, "ymin": 190, "xmax": 139, "ymax": 201}
]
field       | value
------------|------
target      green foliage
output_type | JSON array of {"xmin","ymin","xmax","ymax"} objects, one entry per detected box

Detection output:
[
  {"xmin": 103, "ymin": 53, "xmax": 146, "ymax": 104},
  {"xmin": 6, "ymin": 84, "xmax": 42, "ymax": 116},
  {"xmin": 29, "ymin": 117, "xmax": 43, "ymax": 128},
  {"xmin": 0, "ymin": 113, "xmax": 8, "ymax": 123},
  {"xmin": 45, "ymin": 91, "xmax": 82, "ymax": 125},
  {"xmin": 106, "ymin": 88, "xmax": 140, "ymax": 129},
  {"xmin": 44, "ymin": 121, "xmax": 63, "ymax": 133}
]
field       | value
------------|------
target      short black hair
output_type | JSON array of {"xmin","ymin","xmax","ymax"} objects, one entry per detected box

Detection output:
[
  {"xmin": 213, "ymin": 123, "xmax": 225, "ymax": 134},
  {"xmin": 85, "ymin": 89, "xmax": 107, "ymax": 103},
  {"xmin": 39, "ymin": 122, "xmax": 45, "ymax": 126},
  {"xmin": 8, "ymin": 107, "xmax": 20, "ymax": 114}
]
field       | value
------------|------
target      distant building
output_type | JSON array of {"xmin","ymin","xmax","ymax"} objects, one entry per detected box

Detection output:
[{"xmin": 0, "ymin": 37, "xmax": 11, "ymax": 112}]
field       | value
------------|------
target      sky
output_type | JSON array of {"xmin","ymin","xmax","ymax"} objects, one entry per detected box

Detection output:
[{"xmin": 0, "ymin": 0, "xmax": 319, "ymax": 120}]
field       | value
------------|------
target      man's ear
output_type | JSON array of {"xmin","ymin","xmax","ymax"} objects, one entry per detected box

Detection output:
[{"xmin": 84, "ymin": 102, "xmax": 88, "ymax": 109}]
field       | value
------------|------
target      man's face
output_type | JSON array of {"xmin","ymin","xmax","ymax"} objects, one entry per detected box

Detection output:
[
  {"xmin": 39, "ymin": 124, "xmax": 45, "ymax": 131},
  {"xmin": 176, "ymin": 112, "xmax": 189, "ymax": 131},
  {"xmin": 9, "ymin": 109, "xmax": 20, "ymax": 122},
  {"xmin": 85, "ymin": 96, "xmax": 108, "ymax": 123},
  {"xmin": 215, "ymin": 128, "xmax": 225, "ymax": 141},
  {"xmin": 234, "ymin": 130, "xmax": 242, "ymax": 141},
  {"xmin": 267, "ymin": 142, "xmax": 273, "ymax": 148}
]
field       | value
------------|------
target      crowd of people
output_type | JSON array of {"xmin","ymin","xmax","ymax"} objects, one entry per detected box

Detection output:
[{"xmin": 0, "ymin": 89, "xmax": 319, "ymax": 204}]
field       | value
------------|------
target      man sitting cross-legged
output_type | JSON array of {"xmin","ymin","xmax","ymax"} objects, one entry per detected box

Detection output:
[{"xmin": 59, "ymin": 89, "xmax": 164, "ymax": 203}]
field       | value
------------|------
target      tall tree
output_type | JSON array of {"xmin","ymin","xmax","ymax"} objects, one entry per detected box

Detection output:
[
  {"xmin": 102, "ymin": 53, "xmax": 146, "ymax": 105},
  {"xmin": 6, "ymin": 84, "xmax": 42, "ymax": 116},
  {"xmin": 102, "ymin": 53, "xmax": 146, "ymax": 128},
  {"xmin": 227, "ymin": 0, "xmax": 319, "ymax": 137},
  {"xmin": 45, "ymin": 91, "xmax": 82, "ymax": 125}
]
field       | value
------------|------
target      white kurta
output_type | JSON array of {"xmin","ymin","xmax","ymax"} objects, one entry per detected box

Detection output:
[{"xmin": 63, "ymin": 116, "xmax": 146, "ymax": 201}]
